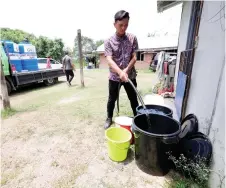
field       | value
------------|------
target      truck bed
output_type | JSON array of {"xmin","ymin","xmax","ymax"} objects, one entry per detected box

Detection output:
[{"xmin": 13, "ymin": 68, "xmax": 65, "ymax": 86}]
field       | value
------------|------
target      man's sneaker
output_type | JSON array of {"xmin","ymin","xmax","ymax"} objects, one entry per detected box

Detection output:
[
  {"xmin": 67, "ymin": 82, "xmax": 70, "ymax": 86},
  {"xmin": 104, "ymin": 118, "xmax": 112, "ymax": 129}
]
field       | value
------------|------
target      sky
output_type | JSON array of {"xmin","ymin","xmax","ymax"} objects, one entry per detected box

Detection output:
[{"xmin": 0, "ymin": 0, "xmax": 182, "ymax": 48}]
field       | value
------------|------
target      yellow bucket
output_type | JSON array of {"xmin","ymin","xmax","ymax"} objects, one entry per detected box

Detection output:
[{"xmin": 105, "ymin": 127, "xmax": 132, "ymax": 162}]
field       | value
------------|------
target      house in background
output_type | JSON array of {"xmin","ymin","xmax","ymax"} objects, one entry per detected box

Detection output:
[
  {"xmin": 96, "ymin": 34, "xmax": 178, "ymax": 69},
  {"xmin": 158, "ymin": 1, "xmax": 225, "ymax": 187}
]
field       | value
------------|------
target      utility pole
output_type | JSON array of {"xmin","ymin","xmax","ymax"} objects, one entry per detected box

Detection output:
[
  {"xmin": 1, "ymin": 59, "xmax": 11, "ymax": 109},
  {"xmin": 77, "ymin": 29, "xmax": 85, "ymax": 87}
]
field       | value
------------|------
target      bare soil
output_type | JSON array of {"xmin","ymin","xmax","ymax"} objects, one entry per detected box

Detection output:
[{"xmin": 1, "ymin": 70, "xmax": 171, "ymax": 188}]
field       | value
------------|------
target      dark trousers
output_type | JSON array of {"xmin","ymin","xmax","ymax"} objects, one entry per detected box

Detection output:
[
  {"xmin": 107, "ymin": 79, "xmax": 139, "ymax": 118},
  {"xmin": 65, "ymin": 70, "xmax": 74, "ymax": 83}
]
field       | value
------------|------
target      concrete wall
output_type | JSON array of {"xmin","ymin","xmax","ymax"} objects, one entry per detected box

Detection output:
[
  {"xmin": 183, "ymin": 1, "xmax": 225, "ymax": 187},
  {"xmin": 174, "ymin": 1, "xmax": 193, "ymax": 89},
  {"xmin": 208, "ymin": 68, "xmax": 225, "ymax": 188},
  {"xmin": 99, "ymin": 53, "xmax": 108, "ymax": 69},
  {"xmin": 144, "ymin": 53, "xmax": 153, "ymax": 64},
  {"xmin": 135, "ymin": 61, "xmax": 150, "ymax": 70},
  {"xmin": 98, "ymin": 53, "xmax": 151, "ymax": 70},
  {"xmin": 185, "ymin": 1, "xmax": 225, "ymax": 133}
]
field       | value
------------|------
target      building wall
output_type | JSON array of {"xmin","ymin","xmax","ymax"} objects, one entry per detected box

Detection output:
[
  {"xmin": 183, "ymin": 1, "xmax": 225, "ymax": 187},
  {"xmin": 135, "ymin": 61, "xmax": 150, "ymax": 69},
  {"xmin": 99, "ymin": 53, "xmax": 108, "ymax": 69},
  {"xmin": 208, "ymin": 68, "xmax": 225, "ymax": 188},
  {"xmin": 144, "ymin": 53, "xmax": 153, "ymax": 64},
  {"xmin": 99, "ymin": 53, "xmax": 151, "ymax": 70},
  {"xmin": 186, "ymin": 1, "xmax": 225, "ymax": 133},
  {"xmin": 174, "ymin": 1, "xmax": 193, "ymax": 89}
]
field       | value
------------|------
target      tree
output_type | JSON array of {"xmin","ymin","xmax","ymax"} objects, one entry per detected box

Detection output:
[
  {"xmin": 1, "ymin": 61, "xmax": 10, "ymax": 109},
  {"xmin": 47, "ymin": 39, "xmax": 64, "ymax": 61},
  {"xmin": 35, "ymin": 36, "xmax": 50, "ymax": 58},
  {"xmin": 77, "ymin": 29, "xmax": 85, "ymax": 87},
  {"xmin": 74, "ymin": 36, "xmax": 96, "ymax": 59},
  {"xmin": 63, "ymin": 46, "xmax": 73, "ymax": 56},
  {"xmin": 1, "ymin": 28, "xmax": 36, "ymax": 44},
  {"xmin": 95, "ymin": 40, "xmax": 104, "ymax": 48},
  {"xmin": 1, "ymin": 28, "xmax": 65, "ymax": 61}
]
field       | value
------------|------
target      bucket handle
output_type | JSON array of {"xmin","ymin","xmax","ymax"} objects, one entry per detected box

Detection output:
[{"xmin": 162, "ymin": 136, "xmax": 179, "ymax": 144}]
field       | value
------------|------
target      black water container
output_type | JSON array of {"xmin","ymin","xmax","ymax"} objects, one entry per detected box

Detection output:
[
  {"xmin": 133, "ymin": 114, "xmax": 180, "ymax": 176},
  {"xmin": 136, "ymin": 104, "xmax": 173, "ymax": 117}
]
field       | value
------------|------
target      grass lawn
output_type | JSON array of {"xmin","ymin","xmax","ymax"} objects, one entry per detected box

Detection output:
[{"xmin": 1, "ymin": 69, "xmax": 174, "ymax": 188}]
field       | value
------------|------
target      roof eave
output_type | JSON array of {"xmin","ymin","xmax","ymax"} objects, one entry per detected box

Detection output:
[
  {"xmin": 157, "ymin": 0, "xmax": 182, "ymax": 13},
  {"xmin": 138, "ymin": 46, "xmax": 178, "ymax": 52},
  {"xmin": 96, "ymin": 51, "xmax": 104, "ymax": 54}
]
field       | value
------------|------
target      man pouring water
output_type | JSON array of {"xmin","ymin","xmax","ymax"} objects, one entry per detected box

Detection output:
[{"xmin": 104, "ymin": 10, "xmax": 139, "ymax": 129}]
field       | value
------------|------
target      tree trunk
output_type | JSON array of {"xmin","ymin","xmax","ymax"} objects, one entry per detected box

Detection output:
[
  {"xmin": 1, "ymin": 60, "xmax": 10, "ymax": 109},
  {"xmin": 77, "ymin": 29, "xmax": 85, "ymax": 87}
]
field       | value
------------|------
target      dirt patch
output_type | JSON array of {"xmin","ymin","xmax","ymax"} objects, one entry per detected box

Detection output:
[
  {"xmin": 58, "ymin": 96, "xmax": 81, "ymax": 105},
  {"xmin": 1, "ymin": 70, "xmax": 169, "ymax": 188}
]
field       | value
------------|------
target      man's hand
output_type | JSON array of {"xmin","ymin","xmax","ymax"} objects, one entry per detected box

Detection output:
[
  {"xmin": 123, "ymin": 67, "xmax": 129, "ymax": 74},
  {"xmin": 63, "ymin": 68, "xmax": 65, "ymax": 73},
  {"xmin": 119, "ymin": 71, "xmax": 128, "ymax": 82}
]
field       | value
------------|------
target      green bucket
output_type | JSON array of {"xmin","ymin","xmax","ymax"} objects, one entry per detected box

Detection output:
[{"xmin": 105, "ymin": 127, "xmax": 132, "ymax": 162}]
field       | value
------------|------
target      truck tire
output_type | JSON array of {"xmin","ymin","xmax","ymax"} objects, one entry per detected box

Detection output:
[
  {"xmin": 44, "ymin": 78, "xmax": 55, "ymax": 86},
  {"xmin": 6, "ymin": 80, "xmax": 12, "ymax": 94},
  {"xmin": 54, "ymin": 78, "xmax": 58, "ymax": 83}
]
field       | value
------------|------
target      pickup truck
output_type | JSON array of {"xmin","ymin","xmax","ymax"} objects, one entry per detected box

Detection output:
[
  {"xmin": 38, "ymin": 58, "xmax": 63, "ymax": 70},
  {"xmin": 1, "ymin": 43, "xmax": 65, "ymax": 94}
]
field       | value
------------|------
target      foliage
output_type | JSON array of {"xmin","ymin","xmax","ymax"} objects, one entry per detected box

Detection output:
[
  {"xmin": 168, "ymin": 153, "xmax": 210, "ymax": 188},
  {"xmin": 46, "ymin": 38, "xmax": 64, "ymax": 61},
  {"xmin": 1, "ymin": 28, "xmax": 36, "ymax": 44},
  {"xmin": 1, "ymin": 28, "xmax": 103, "ymax": 61},
  {"xmin": 35, "ymin": 36, "xmax": 50, "ymax": 58},
  {"xmin": 1, "ymin": 28, "xmax": 64, "ymax": 61},
  {"xmin": 167, "ymin": 174, "xmax": 194, "ymax": 188},
  {"xmin": 95, "ymin": 40, "xmax": 104, "ymax": 48},
  {"xmin": 166, "ymin": 152, "xmax": 226, "ymax": 188},
  {"xmin": 63, "ymin": 46, "xmax": 73, "ymax": 56},
  {"xmin": 73, "ymin": 36, "xmax": 104, "ymax": 59},
  {"xmin": 74, "ymin": 35, "xmax": 96, "ymax": 58}
]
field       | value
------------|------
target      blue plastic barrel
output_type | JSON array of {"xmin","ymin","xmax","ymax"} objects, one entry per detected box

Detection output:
[
  {"xmin": 1, "ymin": 41, "xmax": 23, "ymax": 72},
  {"xmin": 1, "ymin": 40, "xmax": 16, "ymax": 53},
  {"xmin": 19, "ymin": 42, "xmax": 38, "ymax": 71}
]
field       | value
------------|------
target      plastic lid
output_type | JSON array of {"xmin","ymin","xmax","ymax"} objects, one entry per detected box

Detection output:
[
  {"xmin": 178, "ymin": 114, "xmax": 198, "ymax": 139},
  {"xmin": 178, "ymin": 132, "xmax": 212, "ymax": 162},
  {"xmin": 114, "ymin": 116, "xmax": 133, "ymax": 126}
]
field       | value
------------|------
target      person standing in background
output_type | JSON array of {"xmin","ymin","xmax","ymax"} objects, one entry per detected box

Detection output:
[
  {"xmin": 62, "ymin": 51, "xmax": 75, "ymax": 86},
  {"xmin": 46, "ymin": 56, "xmax": 51, "ymax": 69}
]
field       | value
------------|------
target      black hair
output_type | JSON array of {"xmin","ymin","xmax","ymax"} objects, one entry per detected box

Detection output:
[
  {"xmin": 65, "ymin": 51, "xmax": 69, "ymax": 55},
  {"xmin": 114, "ymin": 10, "xmax": 130, "ymax": 22}
]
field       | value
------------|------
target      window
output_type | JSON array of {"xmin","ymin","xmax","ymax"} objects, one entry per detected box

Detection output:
[
  {"xmin": 50, "ymin": 59, "xmax": 55, "ymax": 64},
  {"xmin": 136, "ymin": 52, "xmax": 144, "ymax": 61},
  {"xmin": 38, "ymin": 59, "xmax": 47, "ymax": 63}
]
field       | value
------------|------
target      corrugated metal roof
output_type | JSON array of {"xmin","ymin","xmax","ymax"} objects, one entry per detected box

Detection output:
[
  {"xmin": 96, "ymin": 35, "xmax": 178, "ymax": 53},
  {"xmin": 138, "ymin": 35, "xmax": 178, "ymax": 50},
  {"xmin": 96, "ymin": 44, "xmax": 105, "ymax": 53}
]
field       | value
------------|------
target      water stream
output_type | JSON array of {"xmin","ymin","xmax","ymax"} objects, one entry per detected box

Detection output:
[{"xmin": 127, "ymin": 79, "xmax": 152, "ymax": 126}]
